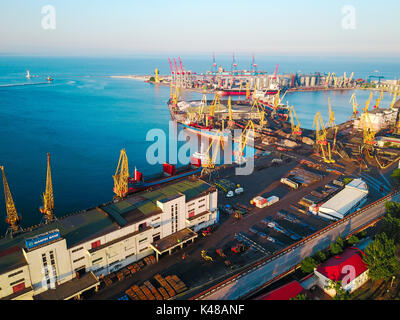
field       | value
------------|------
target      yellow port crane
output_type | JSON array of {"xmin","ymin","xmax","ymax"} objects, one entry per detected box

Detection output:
[
  {"xmin": 39, "ymin": 153, "xmax": 55, "ymax": 223},
  {"xmin": 391, "ymin": 89, "xmax": 399, "ymax": 109},
  {"xmin": 289, "ymin": 105, "xmax": 302, "ymax": 136},
  {"xmin": 234, "ymin": 120, "xmax": 255, "ymax": 164},
  {"xmin": 364, "ymin": 91, "xmax": 374, "ymax": 112},
  {"xmin": 251, "ymin": 98, "xmax": 267, "ymax": 128},
  {"xmin": 0, "ymin": 166, "xmax": 22, "ymax": 237},
  {"xmin": 154, "ymin": 68, "xmax": 160, "ymax": 83},
  {"xmin": 197, "ymin": 94, "xmax": 207, "ymax": 124},
  {"xmin": 201, "ymin": 131, "xmax": 225, "ymax": 179},
  {"xmin": 361, "ymin": 111, "xmax": 376, "ymax": 146},
  {"xmin": 170, "ymin": 84, "xmax": 180, "ymax": 106},
  {"xmin": 326, "ymin": 98, "xmax": 336, "ymax": 128},
  {"xmin": 349, "ymin": 93, "xmax": 359, "ymax": 119},
  {"xmin": 113, "ymin": 149, "xmax": 130, "ymax": 199},
  {"xmin": 325, "ymin": 73, "xmax": 331, "ymax": 88},
  {"xmin": 374, "ymin": 90, "xmax": 384, "ymax": 109},
  {"xmin": 313, "ymin": 112, "xmax": 334, "ymax": 163},
  {"xmin": 246, "ymin": 83, "xmax": 250, "ymax": 100},
  {"xmin": 227, "ymin": 96, "xmax": 235, "ymax": 128}
]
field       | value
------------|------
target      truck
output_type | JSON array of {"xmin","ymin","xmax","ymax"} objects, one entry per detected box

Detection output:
[
  {"xmin": 266, "ymin": 196, "xmax": 279, "ymax": 206},
  {"xmin": 280, "ymin": 177, "xmax": 299, "ymax": 190}
]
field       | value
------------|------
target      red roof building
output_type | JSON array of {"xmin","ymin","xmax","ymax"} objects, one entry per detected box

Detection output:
[
  {"xmin": 255, "ymin": 280, "xmax": 304, "ymax": 300},
  {"xmin": 315, "ymin": 247, "xmax": 369, "ymax": 296}
]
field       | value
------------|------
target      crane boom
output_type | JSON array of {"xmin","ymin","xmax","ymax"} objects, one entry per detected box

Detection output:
[
  {"xmin": 113, "ymin": 149, "xmax": 130, "ymax": 199},
  {"xmin": 40, "ymin": 153, "xmax": 55, "ymax": 222},
  {"xmin": 0, "ymin": 166, "xmax": 21, "ymax": 235}
]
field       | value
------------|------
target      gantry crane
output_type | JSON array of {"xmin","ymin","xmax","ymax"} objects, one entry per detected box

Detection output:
[
  {"xmin": 289, "ymin": 105, "xmax": 302, "ymax": 136},
  {"xmin": 113, "ymin": 149, "xmax": 130, "ymax": 199},
  {"xmin": 39, "ymin": 153, "xmax": 55, "ymax": 223},
  {"xmin": 0, "ymin": 166, "xmax": 22, "ymax": 237}
]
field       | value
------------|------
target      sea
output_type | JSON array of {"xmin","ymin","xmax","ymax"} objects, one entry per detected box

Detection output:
[{"xmin": 0, "ymin": 55, "xmax": 399, "ymax": 232}]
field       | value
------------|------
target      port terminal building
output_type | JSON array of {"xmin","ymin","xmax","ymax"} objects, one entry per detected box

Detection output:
[
  {"xmin": 0, "ymin": 177, "xmax": 218, "ymax": 300},
  {"xmin": 315, "ymin": 179, "xmax": 369, "ymax": 221}
]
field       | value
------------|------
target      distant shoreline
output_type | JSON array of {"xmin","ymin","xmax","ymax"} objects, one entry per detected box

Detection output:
[{"xmin": 110, "ymin": 75, "xmax": 151, "ymax": 81}]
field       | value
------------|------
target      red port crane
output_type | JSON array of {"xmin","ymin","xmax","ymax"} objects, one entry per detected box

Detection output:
[
  {"xmin": 273, "ymin": 64, "xmax": 279, "ymax": 80},
  {"xmin": 178, "ymin": 56, "xmax": 185, "ymax": 75}
]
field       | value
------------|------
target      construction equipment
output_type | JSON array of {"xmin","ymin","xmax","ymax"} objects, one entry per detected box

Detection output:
[
  {"xmin": 113, "ymin": 149, "xmax": 130, "ymax": 199},
  {"xmin": 1, "ymin": 166, "xmax": 22, "ymax": 237},
  {"xmin": 289, "ymin": 105, "xmax": 302, "ymax": 136},
  {"xmin": 325, "ymin": 73, "xmax": 331, "ymax": 88},
  {"xmin": 201, "ymin": 250, "xmax": 213, "ymax": 262},
  {"xmin": 39, "ymin": 153, "xmax": 55, "ymax": 223},
  {"xmin": 231, "ymin": 243, "xmax": 246, "ymax": 254},
  {"xmin": 216, "ymin": 248, "xmax": 226, "ymax": 258}
]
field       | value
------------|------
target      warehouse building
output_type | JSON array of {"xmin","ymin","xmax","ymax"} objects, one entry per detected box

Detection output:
[
  {"xmin": 317, "ymin": 179, "xmax": 369, "ymax": 221},
  {"xmin": 0, "ymin": 177, "xmax": 218, "ymax": 300}
]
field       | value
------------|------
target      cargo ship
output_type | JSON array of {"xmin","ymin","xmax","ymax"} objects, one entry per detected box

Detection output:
[
  {"xmin": 216, "ymin": 82, "xmax": 279, "ymax": 97},
  {"xmin": 127, "ymin": 162, "xmax": 202, "ymax": 194},
  {"xmin": 180, "ymin": 122, "xmax": 231, "ymax": 142}
]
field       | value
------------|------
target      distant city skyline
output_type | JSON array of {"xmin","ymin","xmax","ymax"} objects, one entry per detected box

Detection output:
[{"xmin": 0, "ymin": 0, "xmax": 399, "ymax": 57}]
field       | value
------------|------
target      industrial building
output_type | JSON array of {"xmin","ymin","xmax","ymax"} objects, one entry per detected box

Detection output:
[
  {"xmin": 316, "ymin": 179, "xmax": 369, "ymax": 221},
  {"xmin": 353, "ymin": 108, "xmax": 398, "ymax": 132},
  {"xmin": 0, "ymin": 177, "xmax": 218, "ymax": 300}
]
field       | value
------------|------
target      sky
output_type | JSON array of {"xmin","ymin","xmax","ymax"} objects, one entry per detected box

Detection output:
[{"xmin": 0, "ymin": 0, "xmax": 399, "ymax": 57}]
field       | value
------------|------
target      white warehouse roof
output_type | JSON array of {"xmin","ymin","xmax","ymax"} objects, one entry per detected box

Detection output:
[{"xmin": 318, "ymin": 179, "xmax": 368, "ymax": 220}]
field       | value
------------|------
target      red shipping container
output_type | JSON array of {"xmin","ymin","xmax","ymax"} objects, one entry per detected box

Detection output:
[
  {"xmin": 190, "ymin": 157, "xmax": 201, "ymax": 167},
  {"xmin": 163, "ymin": 163, "xmax": 176, "ymax": 176}
]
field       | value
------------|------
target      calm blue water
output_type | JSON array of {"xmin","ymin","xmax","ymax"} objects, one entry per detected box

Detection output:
[{"xmin": 0, "ymin": 56, "xmax": 399, "ymax": 232}]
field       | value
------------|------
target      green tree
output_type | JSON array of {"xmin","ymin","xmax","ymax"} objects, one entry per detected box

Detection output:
[
  {"xmin": 314, "ymin": 251, "xmax": 327, "ymax": 263},
  {"xmin": 290, "ymin": 293, "xmax": 308, "ymax": 300},
  {"xmin": 385, "ymin": 201, "xmax": 400, "ymax": 218},
  {"xmin": 300, "ymin": 256, "xmax": 318, "ymax": 274},
  {"xmin": 330, "ymin": 236, "xmax": 344, "ymax": 255},
  {"xmin": 325, "ymin": 280, "xmax": 350, "ymax": 300},
  {"xmin": 363, "ymin": 233, "xmax": 400, "ymax": 282},
  {"xmin": 347, "ymin": 235, "xmax": 359, "ymax": 246},
  {"xmin": 149, "ymin": 76, "xmax": 155, "ymax": 82},
  {"xmin": 381, "ymin": 214, "xmax": 400, "ymax": 245},
  {"xmin": 390, "ymin": 169, "xmax": 400, "ymax": 188}
]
